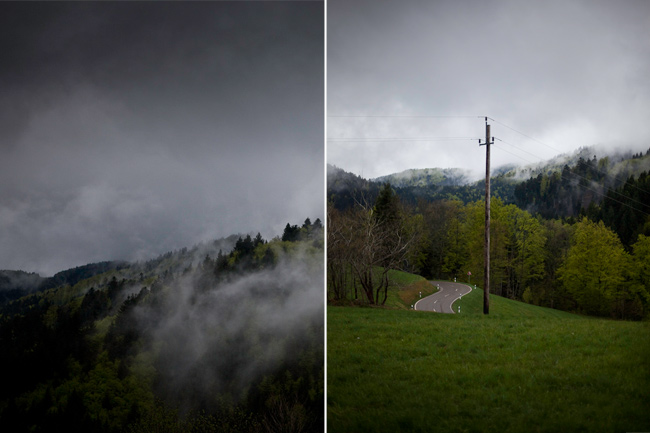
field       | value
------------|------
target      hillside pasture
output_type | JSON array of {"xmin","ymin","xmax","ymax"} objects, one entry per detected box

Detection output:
[{"xmin": 328, "ymin": 283, "xmax": 650, "ymax": 432}]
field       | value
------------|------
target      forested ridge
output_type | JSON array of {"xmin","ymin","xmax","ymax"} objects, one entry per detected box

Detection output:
[
  {"xmin": 328, "ymin": 149, "xmax": 650, "ymax": 319},
  {"xmin": 327, "ymin": 164, "xmax": 517, "ymax": 210},
  {"xmin": 0, "ymin": 218, "xmax": 324, "ymax": 432},
  {"xmin": 329, "ymin": 146, "xmax": 650, "ymax": 220}
]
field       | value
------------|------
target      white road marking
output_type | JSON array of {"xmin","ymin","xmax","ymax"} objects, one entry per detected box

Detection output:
[{"xmin": 416, "ymin": 282, "xmax": 473, "ymax": 314}]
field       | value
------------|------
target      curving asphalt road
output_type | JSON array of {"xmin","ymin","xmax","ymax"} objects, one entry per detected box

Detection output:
[{"xmin": 414, "ymin": 281, "xmax": 472, "ymax": 314}]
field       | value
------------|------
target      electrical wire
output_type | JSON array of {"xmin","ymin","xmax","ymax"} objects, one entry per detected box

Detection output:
[
  {"xmin": 494, "ymin": 139, "xmax": 650, "ymax": 218},
  {"xmin": 488, "ymin": 116, "xmax": 650, "ymax": 198},
  {"xmin": 328, "ymin": 137, "xmax": 479, "ymax": 142},
  {"xmin": 328, "ymin": 115, "xmax": 484, "ymax": 119},
  {"xmin": 328, "ymin": 113, "xmax": 650, "ymax": 216}
]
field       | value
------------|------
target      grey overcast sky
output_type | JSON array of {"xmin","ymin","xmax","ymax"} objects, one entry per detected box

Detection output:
[
  {"xmin": 327, "ymin": 0, "xmax": 650, "ymax": 179},
  {"xmin": 0, "ymin": 1, "xmax": 324, "ymax": 276}
]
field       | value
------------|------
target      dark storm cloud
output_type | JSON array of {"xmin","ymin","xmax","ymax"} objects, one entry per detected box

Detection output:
[
  {"xmin": 328, "ymin": 0, "xmax": 650, "ymax": 179},
  {"xmin": 0, "ymin": 2, "xmax": 324, "ymax": 276}
]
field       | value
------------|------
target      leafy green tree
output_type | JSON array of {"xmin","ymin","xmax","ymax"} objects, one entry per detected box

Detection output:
[
  {"xmin": 417, "ymin": 199, "xmax": 463, "ymax": 279},
  {"xmin": 538, "ymin": 219, "xmax": 572, "ymax": 309},
  {"xmin": 441, "ymin": 203, "xmax": 468, "ymax": 281},
  {"xmin": 629, "ymin": 234, "xmax": 650, "ymax": 319},
  {"xmin": 327, "ymin": 205, "xmax": 353, "ymax": 301},
  {"xmin": 332, "ymin": 191, "xmax": 420, "ymax": 305},
  {"xmin": 501, "ymin": 204, "xmax": 547, "ymax": 300},
  {"xmin": 558, "ymin": 218, "xmax": 630, "ymax": 316},
  {"xmin": 455, "ymin": 200, "xmax": 487, "ymax": 287}
]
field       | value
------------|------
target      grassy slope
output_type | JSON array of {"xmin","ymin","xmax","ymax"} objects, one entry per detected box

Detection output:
[
  {"xmin": 327, "ymin": 281, "xmax": 650, "ymax": 433},
  {"xmin": 383, "ymin": 270, "xmax": 436, "ymax": 310}
]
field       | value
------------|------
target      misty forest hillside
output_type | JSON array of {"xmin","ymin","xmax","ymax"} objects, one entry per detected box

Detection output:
[
  {"xmin": 0, "ymin": 262, "xmax": 131, "ymax": 306},
  {"xmin": 328, "ymin": 146, "xmax": 650, "ymax": 319},
  {"xmin": 329, "ymin": 145, "xmax": 650, "ymax": 246},
  {"xmin": 373, "ymin": 167, "xmax": 475, "ymax": 188},
  {"xmin": 0, "ymin": 218, "xmax": 324, "ymax": 433}
]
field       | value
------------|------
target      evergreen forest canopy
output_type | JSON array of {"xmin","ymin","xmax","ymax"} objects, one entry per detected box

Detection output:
[
  {"xmin": 0, "ymin": 218, "xmax": 324, "ymax": 432},
  {"xmin": 328, "ymin": 147, "xmax": 650, "ymax": 320}
]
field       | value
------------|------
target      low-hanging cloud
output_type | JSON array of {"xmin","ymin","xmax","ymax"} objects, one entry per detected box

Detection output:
[
  {"xmin": 328, "ymin": 0, "xmax": 650, "ymax": 179},
  {"xmin": 131, "ymin": 245, "xmax": 324, "ymax": 408},
  {"xmin": 0, "ymin": 2, "xmax": 324, "ymax": 276}
]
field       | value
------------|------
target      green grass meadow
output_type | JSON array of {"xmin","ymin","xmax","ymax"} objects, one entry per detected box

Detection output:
[{"xmin": 327, "ymin": 282, "xmax": 650, "ymax": 432}]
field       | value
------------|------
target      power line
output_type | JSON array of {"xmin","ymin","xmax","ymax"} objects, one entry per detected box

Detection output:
[
  {"xmin": 488, "ymin": 116, "xmax": 650, "ymax": 198},
  {"xmin": 328, "ymin": 115, "xmax": 484, "ymax": 119},
  {"xmin": 494, "ymin": 139, "xmax": 650, "ymax": 217},
  {"xmin": 487, "ymin": 117, "xmax": 559, "ymax": 152},
  {"xmin": 328, "ymin": 137, "xmax": 479, "ymax": 142},
  {"xmin": 328, "ymin": 113, "xmax": 650, "ymax": 214},
  {"xmin": 493, "ymin": 138, "xmax": 548, "ymax": 164},
  {"xmin": 492, "ymin": 139, "xmax": 538, "ymax": 165}
]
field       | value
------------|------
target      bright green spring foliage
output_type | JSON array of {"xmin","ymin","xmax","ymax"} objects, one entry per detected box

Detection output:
[
  {"xmin": 631, "ymin": 234, "xmax": 650, "ymax": 306},
  {"xmin": 558, "ymin": 218, "xmax": 647, "ymax": 318},
  {"xmin": 330, "ymin": 189, "xmax": 650, "ymax": 319},
  {"xmin": 458, "ymin": 200, "xmax": 548, "ymax": 301}
]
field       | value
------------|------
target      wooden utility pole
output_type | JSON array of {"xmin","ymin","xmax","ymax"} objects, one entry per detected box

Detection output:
[{"xmin": 479, "ymin": 118, "xmax": 493, "ymax": 314}]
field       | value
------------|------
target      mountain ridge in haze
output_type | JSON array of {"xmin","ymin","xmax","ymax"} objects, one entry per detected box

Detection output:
[
  {"xmin": 328, "ymin": 145, "xmax": 650, "ymax": 219},
  {"xmin": 368, "ymin": 145, "xmax": 648, "ymax": 187},
  {"xmin": 373, "ymin": 167, "xmax": 474, "ymax": 188}
]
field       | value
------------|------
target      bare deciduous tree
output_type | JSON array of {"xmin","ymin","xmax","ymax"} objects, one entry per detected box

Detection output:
[
  {"xmin": 327, "ymin": 204, "xmax": 353, "ymax": 301},
  {"xmin": 328, "ymin": 186, "xmax": 421, "ymax": 305}
]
